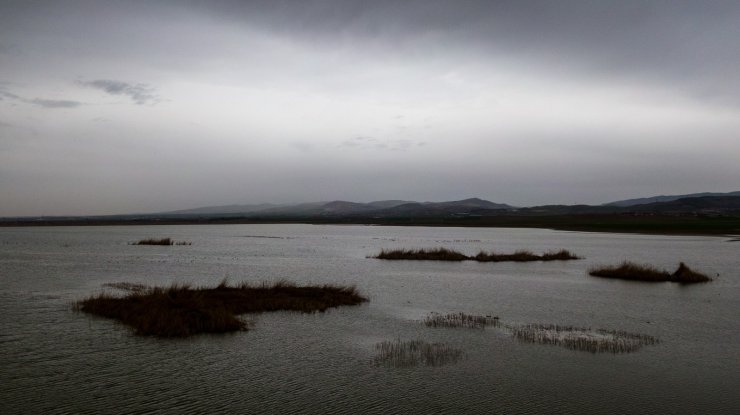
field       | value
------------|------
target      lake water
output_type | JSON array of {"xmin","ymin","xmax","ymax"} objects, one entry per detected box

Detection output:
[{"xmin": 1, "ymin": 224, "xmax": 738, "ymax": 414}]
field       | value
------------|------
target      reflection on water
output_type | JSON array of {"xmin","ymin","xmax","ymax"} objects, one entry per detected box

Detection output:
[{"xmin": 1, "ymin": 224, "xmax": 739, "ymax": 414}]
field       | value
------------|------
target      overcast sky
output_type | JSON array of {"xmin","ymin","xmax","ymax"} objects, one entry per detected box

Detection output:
[{"xmin": 1, "ymin": 0, "xmax": 739, "ymax": 216}]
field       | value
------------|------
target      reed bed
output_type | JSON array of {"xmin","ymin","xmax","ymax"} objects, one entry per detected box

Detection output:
[
  {"xmin": 374, "ymin": 248, "xmax": 581, "ymax": 262},
  {"xmin": 671, "ymin": 262, "xmax": 713, "ymax": 283},
  {"xmin": 75, "ymin": 281, "xmax": 368, "ymax": 337},
  {"xmin": 589, "ymin": 261, "xmax": 712, "ymax": 283},
  {"xmin": 132, "ymin": 237, "xmax": 191, "ymax": 246},
  {"xmin": 374, "ymin": 247, "xmax": 469, "ymax": 261},
  {"xmin": 509, "ymin": 323, "xmax": 659, "ymax": 353},
  {"xmin": 423, "ymin": 312, "xmax": 500, "ymax": 329},
  {"xmin": 374, "ymin": 339, "xmax": 465, "ymax": 367}
]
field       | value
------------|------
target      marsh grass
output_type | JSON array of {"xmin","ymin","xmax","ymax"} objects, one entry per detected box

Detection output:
[
  {"xmin": 671, "ymin": 262, "xmax": 713, "ymax": 283},
  {"xmin": 509, "ymin": 323, "xmax": 659, "ymax": 354},
  {"xmin": 424, "ymin": 312, "xmax": 500, "ymax": 329},
  {"xmin": 374, "ymin": 339, "xmax": 465, "ymax": 367},
  {"xmin": 589, "ymin": 261, "xmax": 712, "ymax": 283},
  {"xmin": 422, "ymin": 311, "xmax": 660, "ymax": 354},
  {"xmin": 75, "ymin": 281, "xmax": 368, "ymax": 337},
  {"xmin": 374, "ymin": 247, "xmax": 469, "ymax": 261},
  {"xmin": 374, "ymin": 248, "xmax": 580, "ymax": 262},
  {"xmin": 132, "ymin": 237, "xmax": 192, "ymax": 246}
]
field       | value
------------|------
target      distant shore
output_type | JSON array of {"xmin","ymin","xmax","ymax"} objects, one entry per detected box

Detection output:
[{"xmin": 1, "ymin": 214, "xmax": 739, "ymax": 237}]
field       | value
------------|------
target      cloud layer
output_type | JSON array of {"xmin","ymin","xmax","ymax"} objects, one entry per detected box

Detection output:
[
  {"xmin": 81, "ymin": 79, "xmax": 158, "ymax": 105},
  {"xmin": 0, "ymin": 1, "xmax": 739, "ymax": 215}
]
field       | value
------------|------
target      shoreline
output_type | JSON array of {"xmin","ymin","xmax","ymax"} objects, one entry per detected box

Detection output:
[{"xmin": 1, "ymin": 215, "xmax": 739, "ymax": 237}]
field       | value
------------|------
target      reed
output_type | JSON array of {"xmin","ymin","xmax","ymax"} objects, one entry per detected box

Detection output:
[
  {"xmin": 374, "ymin": 247, "xmax": 469, "ymax": 261},
  {"xmin": 374, "ymin": 248, "xmax": 581, "ymax": 262},
  {"xmin": 589, "ymin": 261, "xmax": 711, "ymax": 283},
  {"xmin": 423, "ymin": 312, "xmax": 500, "ymax": 329},
  {"xmin": 132, "ymin": 237, "xmax": 192, "ymax": 246},
  {"xmin": 374, "ymin": 339, "xmax": 465, "ymax": 367},
  {"xmin": 671, "ymin": 262, "xmax": 712, "ymax": 283},
  {"xmin": 75, "ymin": 281, "xmax": 368, "ymax": 337},
  {"xmin": 541, "ymin": 249, "xmax": 581, "ymax": 261},
  {"xmin": 509, "ymin": 323, "xmax": 659, "ymax": 353}
]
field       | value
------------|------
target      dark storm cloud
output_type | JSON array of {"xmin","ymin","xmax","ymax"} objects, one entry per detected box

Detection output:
[
  {"xmin": 29, "ymin": 98, "xmax": 82, "ymax": 108},
  {"xmin": 201, "ymin": 0, "xmax": 740, "ymax": 105},
  {"xmin": 81, "ymin": 80, "xmax": 158, "ymax": 105}
]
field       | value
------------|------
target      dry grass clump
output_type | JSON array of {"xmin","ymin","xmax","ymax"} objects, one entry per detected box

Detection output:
[
  {"xmin": 423, "ymin": 312, "xmax": 500, "ymax": 329},
  {"xmin": 374, "ymin": 247, "xmax": 469, "ymax": 261},
  {"xmin": 474, "ymin": 249, "xmax": 580, "ymax": 262},
  {"xmin": 374, "ymin": 339, "xmax": 465, "ymax": 367},
  {"xmin": 589, "ymin": 261, "xmax": 711, "ymax": 283},
  {"xmin": 671, "ymin": 262, "xmax": 713, "ymax": 283},
  {"xmin": 132, "ymin": 237, "xmax": 191, "ymax": 246},
  {"xmin": 374, "ymin": 248, "xmax": 580, "ymax": 262},
  {"xmin": 541, "ymin": 249, "xmax": 581, "ymax": 261},
  {"xmin": 75, "ymin": 280, "xmax": 368, "ymax": 337},
  {"xmin": 509, "ymin": 323, "xmax": 659, "ymax": 354}
]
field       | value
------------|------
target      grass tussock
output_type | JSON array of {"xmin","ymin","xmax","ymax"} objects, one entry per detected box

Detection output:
[
  {"xmin": 374, "ymin": 247, "xmax": 469, "ymax": 261},
  {"xmin": 374, "ymin": 339, "xmax": 465, "ymax": 367},
  {"xmin": 671, "ymin": 262, "xmax": 713, "ymax": 283},
  {"xmin": 75, "ymin": 281, "xmax": 368, "ymax": 337},
  {"xmin": 589, "ymin": 261, "xmax": 711, "ymax": 283},
  {"xmin": 509, "ymin": 323, "xmax": 659, "ymax": 354},
  {"xmin": 423, "ymin": 312, "xmax": 500, "ymax": 329},
  {"xmin": 375, "ymin": 248, "xmax": 580, "ymax": 262},
  {"xmin": 132, "ymin": 237, "xmax": 191, "ymax": 246}
]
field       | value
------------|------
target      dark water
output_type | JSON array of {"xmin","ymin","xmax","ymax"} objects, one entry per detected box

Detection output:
[{"xmin": 1, "ymin": 224, "xmax": 738, "ymax": 414}]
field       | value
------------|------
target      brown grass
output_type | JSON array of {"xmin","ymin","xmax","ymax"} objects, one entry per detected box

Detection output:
[
  {"xmin": 374, "ymin": 247, "xmax": 580, "ymax": 262},
  {"xmin": 75, "ymin": 281, "xmax": 368, "ymax": 337},
  {"xmin": 589, "ymin": 261, "xmax": 712, "ymax": 283},
  {"xmin": 132, "ymin": 237, "xmax": 191, "ymax": 246},
  {"xmin": 374, "ymin": 247, "xmax": 469, "ymax": 261},
  {"xmin": 671, "ymin": 262, "xmax": 713, "ymax": 283}
]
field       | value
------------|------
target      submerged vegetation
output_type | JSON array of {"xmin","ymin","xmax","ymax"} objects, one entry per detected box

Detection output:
[
  {"xmin": 75, "ymin": 281, "xmax": 368, "ymax": 337},
  {"xmin": 132, "ymin": 237, "xmax": 191, "ymax": 246},
  {"xmin": 509, "ymin": 324, "xmax": 659, "ymax": 354},
  {"xmin": 373, "ymin": 248, "xmax": 581, "ymax": 262},
  {"xmin": 374, "ymin": 339, "xmax": 465, "ymax": 367},
  {"xmin": 589, "ymin": 261, "xmax": 712, "ymax": 283},
  {"xmin": 423, "ymin": 312, "xmax": 660, "ymax": 354}
]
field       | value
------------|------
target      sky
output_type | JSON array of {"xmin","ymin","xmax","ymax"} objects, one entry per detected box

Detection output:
[{"xmin": 1, "ymin": 0, "xmax": 739, "ymax": 216}]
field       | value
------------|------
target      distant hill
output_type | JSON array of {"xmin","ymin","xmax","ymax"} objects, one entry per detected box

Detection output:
[
  {"xmin": 161, "ymin": 203, "xmax": 280, "ymax": 216},
  {"xmin": 156, "ymin": 198, "xmax": 509, "ymax": 218},
  {"xmin": 628, "ymin": 196, "xmax": 740, "ymax": 213},
  {"xmin": 604, "ymin": 191, "xmax": 740, "ymax": 207}
]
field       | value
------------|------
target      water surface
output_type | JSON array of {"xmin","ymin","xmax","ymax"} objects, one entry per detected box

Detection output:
[{"xmin": 1, "ymin": 225, "xmax": 738, "ymax": 413}]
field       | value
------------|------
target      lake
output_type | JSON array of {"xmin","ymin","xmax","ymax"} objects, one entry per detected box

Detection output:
[{"xmin": 1, "ymin": 224, "xmax": 738, "ymax": 414}]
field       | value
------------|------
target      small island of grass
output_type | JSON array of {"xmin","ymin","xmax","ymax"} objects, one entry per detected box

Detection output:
[
  {"xmin": 374, "ymin": 247, "xmax": 469, "ymax": 261},
  {"xmin": 75, "ymin": 281, "xmax": 368, "ymax": 337},
  {"xmin": 588, "ymin": 261, "xmax": 712, "ymax": 283},
  {"xmin": 132, "ymin": 237, "xmax": 191, "ymax": 246},
  {"xmin": 373, "ymin": 247, "xmax": 580, "ymax": 262}
]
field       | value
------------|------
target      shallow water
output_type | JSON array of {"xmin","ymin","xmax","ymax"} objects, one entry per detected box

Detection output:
[{"xmin": 1, "ymin": 224, "xmax": 738, "ymax": 414}]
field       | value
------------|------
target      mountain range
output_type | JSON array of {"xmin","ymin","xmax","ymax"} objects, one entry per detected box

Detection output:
[{"xmin": 154, "ymin": 192, "xmax": 740, "ymax": 219}]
